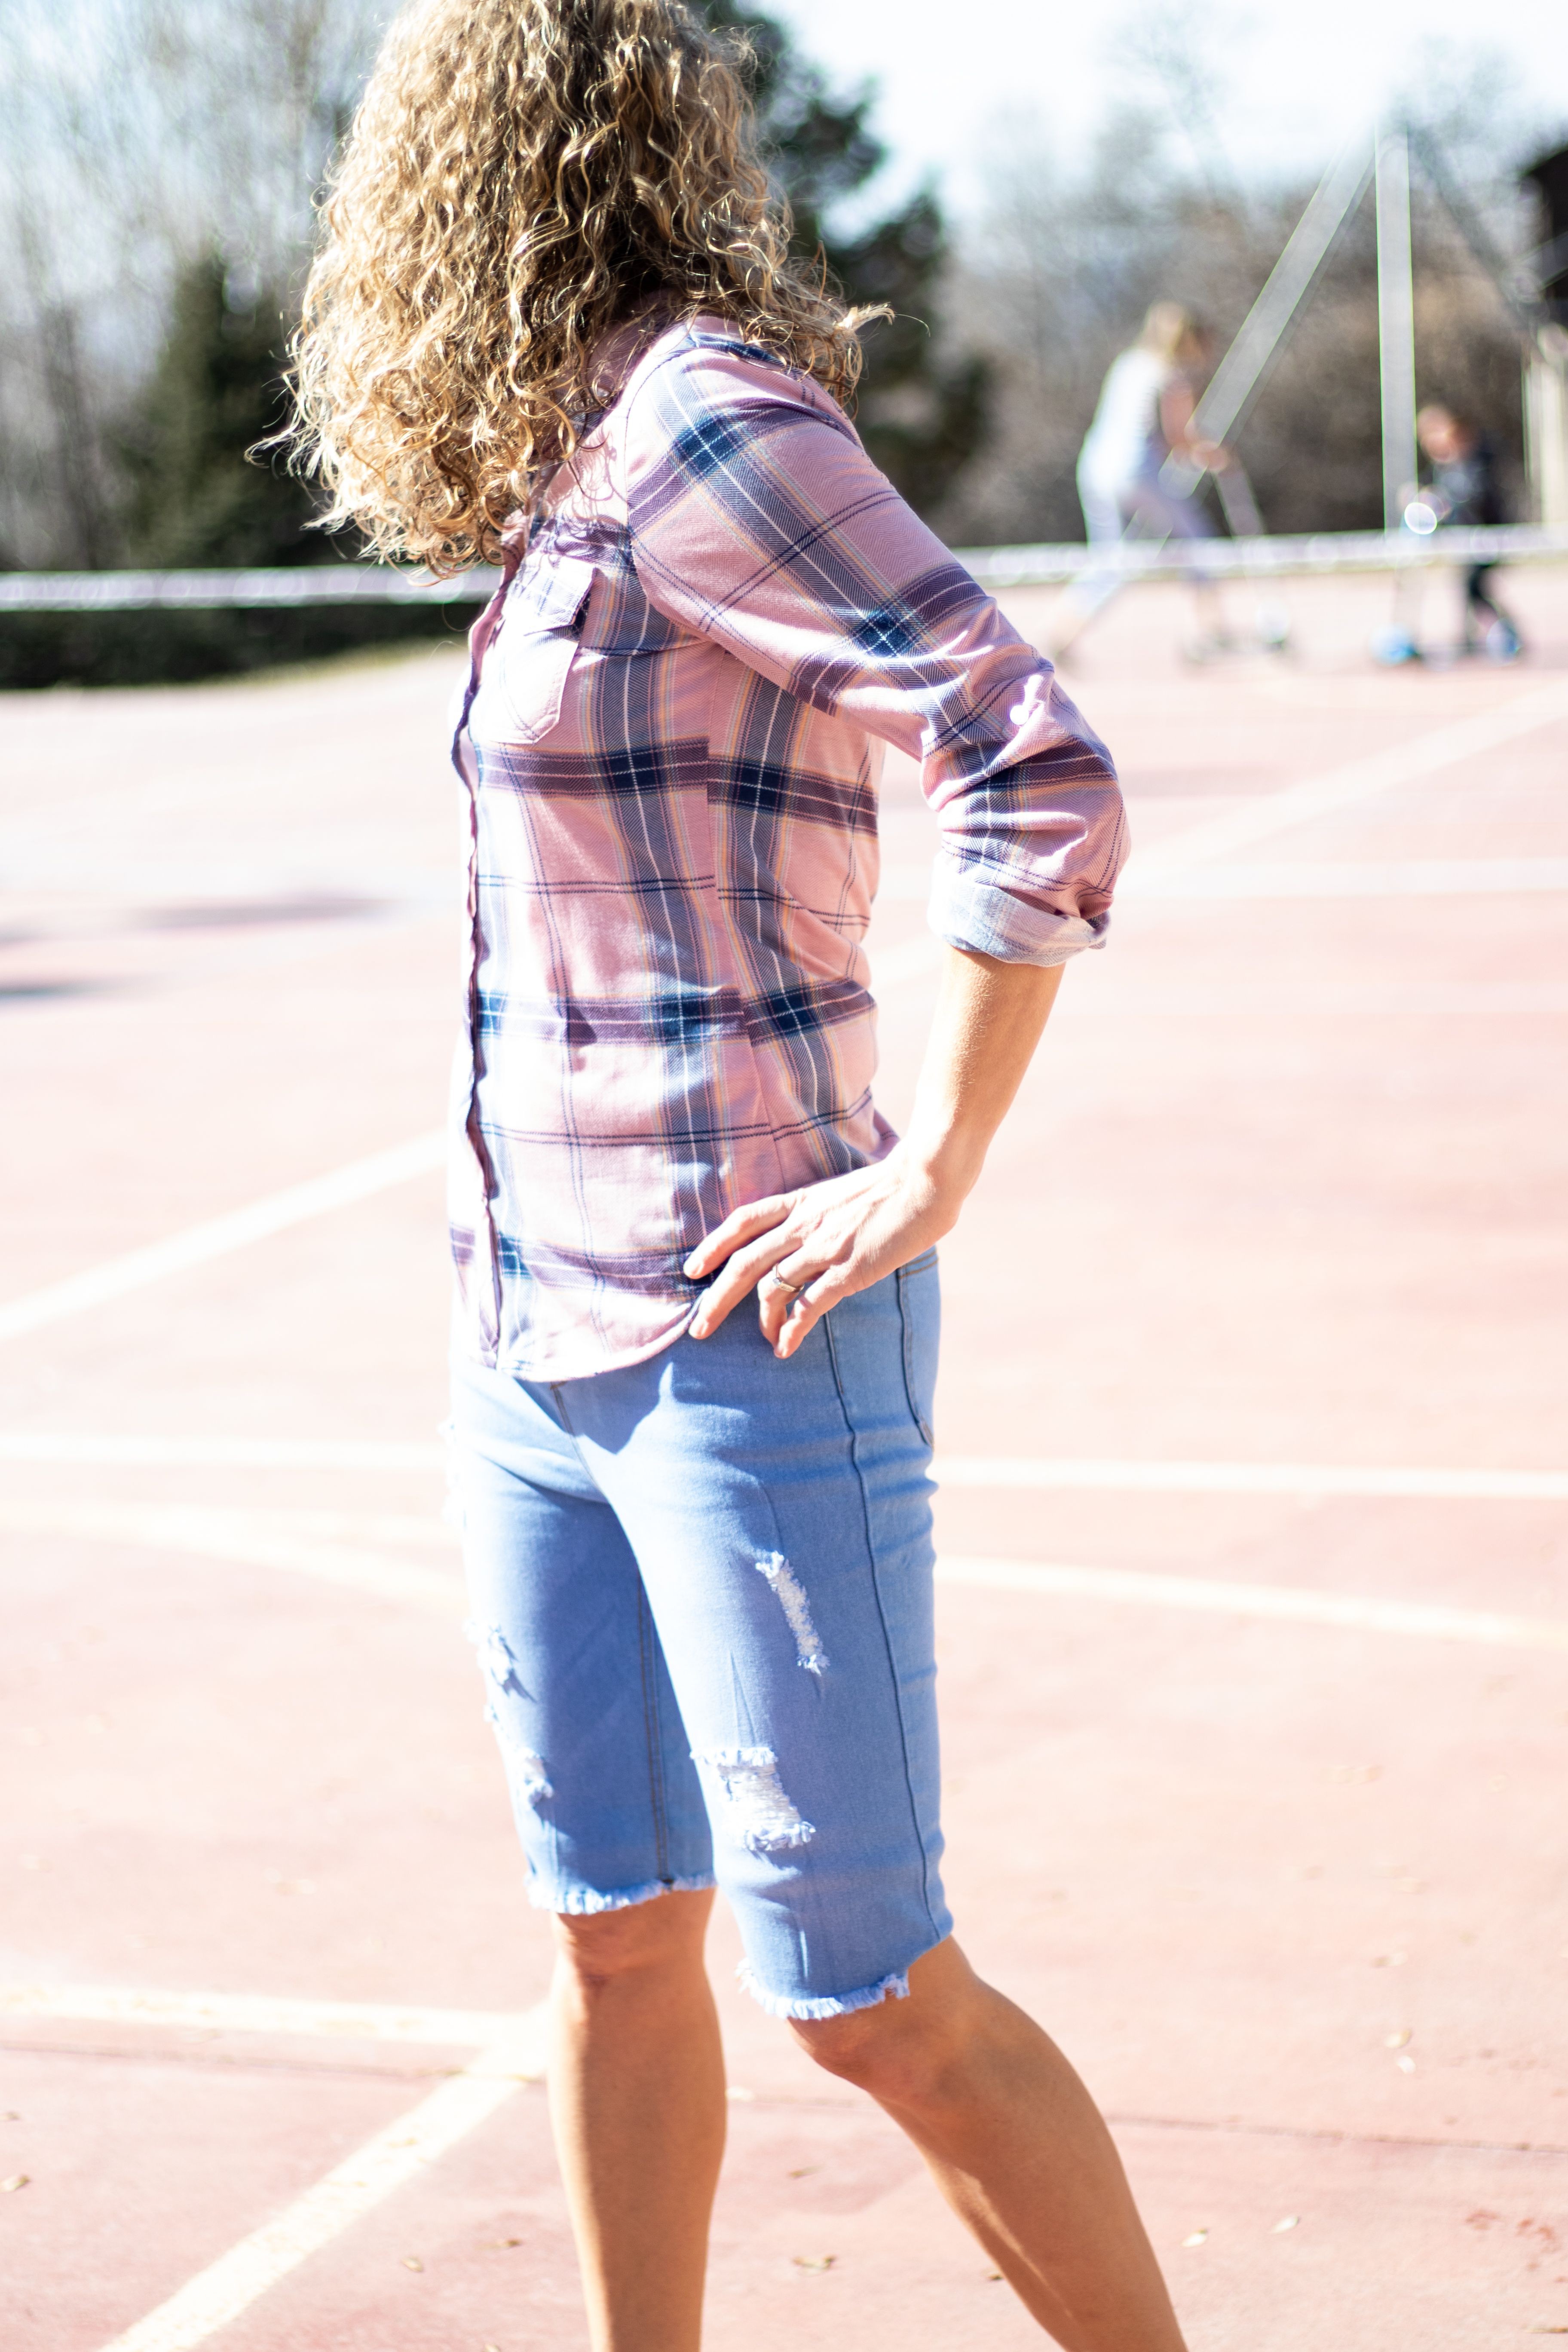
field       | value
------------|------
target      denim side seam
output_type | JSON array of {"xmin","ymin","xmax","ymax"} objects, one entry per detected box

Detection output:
[
  {"xmin": 820, "ymin": 1311, "xmax": 941, "ymax": 1940},
  {"xmin": 635, "ymin": 1581, "xmax": 674, "ymax": 1883}
]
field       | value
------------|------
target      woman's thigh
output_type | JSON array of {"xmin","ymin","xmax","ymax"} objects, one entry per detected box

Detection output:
[
  {"xmin": 1126, "ymin": 468, "xmax": 1213, "ymax": 545},
  {"xmin": 558, "ymin": 1253, "xmax": 949, "ymax": 2018},
  {"xmin": 1077, "ymin": 469, "xmax": 1125, "ymax": 546},
  {"xmin": 448, "ymin": 1360, "xmax": 715, "ymax": 1911}
]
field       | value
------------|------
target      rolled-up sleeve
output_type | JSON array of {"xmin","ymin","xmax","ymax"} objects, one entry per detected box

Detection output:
[{"xmin": 622, "ymin": 332, "xmax": 1127, "ymax": 965}]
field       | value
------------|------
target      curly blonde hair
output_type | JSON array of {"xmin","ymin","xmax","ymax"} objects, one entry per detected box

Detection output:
[{"xmin": 288, "ymin": 0, "xmax": 872, "ymax": 570}]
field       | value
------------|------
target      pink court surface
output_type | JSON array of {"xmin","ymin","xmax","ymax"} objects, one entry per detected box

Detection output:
[{"xmin": 2, "ymin": 560, "xmax": 1567, "ymax": 2351}]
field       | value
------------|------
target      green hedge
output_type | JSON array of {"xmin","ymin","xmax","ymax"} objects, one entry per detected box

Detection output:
[{"xmin": 0, "ymin": 600, "xmax": 472, "ymax": 691}]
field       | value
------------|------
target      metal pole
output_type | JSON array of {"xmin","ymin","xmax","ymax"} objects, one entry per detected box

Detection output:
[
  {"xmin": 1524, "ymin": 331, "xmax": 1568, "ymax": 526},
  {"xmin": 1376, "ymin": 122, "xmax": 1418, "ymax": 531},
  {"xmin": 1188, "ymin": 138, "xmax": 1374, "ymax": 452}
]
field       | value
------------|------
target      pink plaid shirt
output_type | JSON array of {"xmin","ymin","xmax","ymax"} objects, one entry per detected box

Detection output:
[{"xmin": 449, "ymin": 317, "xmax": 1126, "ymax": 1380}]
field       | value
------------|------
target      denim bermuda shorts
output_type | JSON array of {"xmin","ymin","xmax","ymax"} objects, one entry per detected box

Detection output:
[{"xmin": 446, "ymin": 1251, "xmax": 951, "ymax": 2021}]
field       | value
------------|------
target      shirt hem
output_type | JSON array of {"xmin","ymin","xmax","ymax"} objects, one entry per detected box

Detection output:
[{"xmin": 454, "ymin": 1292, "xmax": 704, "ymax": 1387}]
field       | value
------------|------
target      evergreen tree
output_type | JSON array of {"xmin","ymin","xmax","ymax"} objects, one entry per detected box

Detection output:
[
  {"xmin": 119, "ymin": 257, "xmax": 325, "ymax": 568},
  {"xmin": 705, "ymin": 1, "xmax": 988, "ymax": 518},
  {"xmin": 3, "ymin": 252, "xmax": 445, "ymax": 687},
  {"xmin": 117, "ymin": 15, "xmax": 985, "ymax": 569}
]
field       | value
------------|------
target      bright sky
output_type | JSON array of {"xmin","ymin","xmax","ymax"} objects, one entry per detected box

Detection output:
[{"xmin": 772, "ymin": 0, "xmax": 1568, "ymax": 220}]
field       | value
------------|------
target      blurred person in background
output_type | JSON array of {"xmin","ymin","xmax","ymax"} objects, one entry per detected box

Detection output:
[
  {"xmin": 1078, "ymin": 303, "xmax": 1224, "ymax": 547},
  {"xmin": 1414, "ymin": 402, "xmax": 1522, "ymax": 660},
  {"xmin": 1051, "ymin": 302, "xmax": 1234, "ymax": 660},
  {"xmin": 288, "ymin": 3, "xmax": 1189, "ymax": 2350}
]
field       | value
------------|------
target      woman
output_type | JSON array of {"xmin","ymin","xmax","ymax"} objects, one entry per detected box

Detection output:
[
  {"xmin": 291, "ymin": 4, "xmax": 1187, "ymax": 2346},
  {"xmin": 1055, "ymin": 302, "xmax": 1231, "ymax": 658},
  {"xmin": 1077, "ymin": 302, "xmax": 1221, "ymax": 549}
]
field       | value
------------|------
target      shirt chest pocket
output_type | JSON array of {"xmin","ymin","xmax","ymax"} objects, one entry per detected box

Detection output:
[{"xmin": 481, "ymin": 554, "xmax": 597, "ymax": 744}]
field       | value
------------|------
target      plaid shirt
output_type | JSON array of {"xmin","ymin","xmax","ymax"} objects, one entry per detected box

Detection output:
[{"xmin": 450, "ymin": 318, "xmax": 1126, "ymax": 1380}]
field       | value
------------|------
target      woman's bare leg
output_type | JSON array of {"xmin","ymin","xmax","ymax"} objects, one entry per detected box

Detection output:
[
  {"xmin": 794, "ymin": 1936, "xmax": 1187, "ymax": 2352},
  {"xmin": 549, "ymin": 1888, "xmax": 725, "ymax": 2352}
]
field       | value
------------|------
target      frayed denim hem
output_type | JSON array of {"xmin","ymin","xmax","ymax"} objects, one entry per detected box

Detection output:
[
  {"xmin": 736, "ymin": 1959, "xmax": 911, "ymax": 2020},
  {"xmin": 530, "ymin": 1873, "xmax": 715, "ymax": 1916}
]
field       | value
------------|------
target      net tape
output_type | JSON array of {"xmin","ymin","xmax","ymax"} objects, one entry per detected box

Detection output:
[{"xmin": 3, "ymin": 526, "xmax": 1567, "ymax": 610}]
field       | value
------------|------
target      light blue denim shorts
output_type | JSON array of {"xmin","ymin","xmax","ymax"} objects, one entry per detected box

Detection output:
[{"xmin": 447, "ymin": 1252, "xmax": 951, "ymax": 2020}]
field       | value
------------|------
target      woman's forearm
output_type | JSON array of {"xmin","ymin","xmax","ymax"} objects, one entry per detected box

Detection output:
[
  {"xmin": 902, "ymin": 947, "xmax": 1063, "ymax": 1209},
  {"xmin": 1160, "ymin": 383, "xmax": 1197, "ymax": 450}
]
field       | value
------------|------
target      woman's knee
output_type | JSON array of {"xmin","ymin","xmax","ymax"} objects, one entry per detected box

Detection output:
[
  {"xmin": 787, "ymin": 1939, "xmax": 980, "ymax": 2101},
  {"xmin": 552, "ymin": 1886, "xmax": 712, "ymax": 1992},
  {"xmin": 789, "ymin": 1994, "xmax": 952, "ymax": 2104},
  {"xmin": 789, "ymin": 2006, "xmax": 888, "ymax": 2082}
]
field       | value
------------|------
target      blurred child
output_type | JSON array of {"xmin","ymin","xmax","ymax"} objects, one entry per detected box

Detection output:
[{"xmin": 1415, "ymin": 404, "xmax": 1522, "ymax": 658}]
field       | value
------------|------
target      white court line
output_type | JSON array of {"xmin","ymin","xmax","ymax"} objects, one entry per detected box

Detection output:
[
  {"xmin": 934, "ymin": 1455, "xmax": 1568, "ymax": 1502},
  {"xmin": 0, "ymin": 1132, "xmax": 445, "ymax": 1346},
  {"xmin": 92, "ymin": 2016, "xmax": 548, "ymax": 2352},
  {"xmin": 888, "ymin": 679, "xmax": 1568, "ymax": 908},
  {"xmin": 936, "ymin": 1556, "xmax": 1568, "ymax": 1653},
  {"xmin": 0, "ymin": 1501, "xmax": 462, "ymax": 1614},
  {"xmin": 880, "ymin": 856, "xmax": 1568, "ymax": 903},
  {"xmin": 4, "ymin": 1434, "xmax": 1565, "ymax": 1501},
  {"xmin": 7, "ymin": 1497, "xmax": 1567, "ymax": 1655},
  {"xmin": 1126, "ymin": 857, "xmax": 1568, "ymax": 900},
  {"xmin": 0, "ymin": 1981, "xmax": 539, "ymax": 2049},
  {"xmin": 0, "ymin": 1433, "xmax": 447, "ymax": 1470},
  {"xmin": 1120, "ymin": 676, "xmax": 1568, "ymax": 885},
  {"xmin": 866, "ymin": 931, "xmax": 942, "ymax": 986}
]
